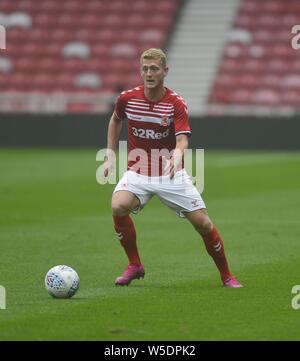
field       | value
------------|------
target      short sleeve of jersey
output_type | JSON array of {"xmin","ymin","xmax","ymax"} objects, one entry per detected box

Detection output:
[
  {"xmin": 173, "ymin": 98, "xmax": 191, "ymax": 136},
  {"xmin": 114, "ymin": 92, "xmax": 127, "ymax": 120}
]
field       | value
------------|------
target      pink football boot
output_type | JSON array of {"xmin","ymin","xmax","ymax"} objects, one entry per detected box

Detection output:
[
  {"xmin": 223, "ymin": 276, "xmax": 243, "ymax": 288},
  {"xmin": 115, "ymin": 264, "xmax": 145, "ymax": 286}
]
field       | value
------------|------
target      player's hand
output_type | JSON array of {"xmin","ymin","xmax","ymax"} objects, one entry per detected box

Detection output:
[
  {"xmin": 103, "ymin": 158, "xmax": 115, "ymax": 178},
  {"xmin": 96, "ymin": 152, "xmax": 116, "ymax": 185},
  {"xmin": 169, "ymin": 157, "xmax": 175, "ymax": 179},
  {"xmin": 162, "ymin": 156, "xmax": 171, "ymax": 177},
  {"xmin": 163, "ymin": 151, "xmax": 182, "ymax": 179}
]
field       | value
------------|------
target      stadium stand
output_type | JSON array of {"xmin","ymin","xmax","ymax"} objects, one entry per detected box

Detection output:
[
  {"xmin": 166, "ymin": 0, "xmax": 240, "ymax": 116},
  {"xmin": 0, "ymin": 0, "xmax": 181, "ymax": 113},
  {"xmin": 207, "ymin": 0, "xmax": 300, "ymax": 115},
  {"xmin": 1, "ymin": 0, "xmax": 299, "ymax": 116}
]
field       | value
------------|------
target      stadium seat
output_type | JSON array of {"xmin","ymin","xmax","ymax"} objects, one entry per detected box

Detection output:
[
  {"xmin": 74, "ymin": 72, "xmax": 102, "ymax": 90},
  {"xmin": 63, "ymin": 42, "xmax": 90, "ymax": 59},
  {"xmin": 0, "ymin": 57, "xmax": 13, "ymax": 73},
  {"xmin": 110, "ymin": 43, "xmax": 138, "ymax": 58}
]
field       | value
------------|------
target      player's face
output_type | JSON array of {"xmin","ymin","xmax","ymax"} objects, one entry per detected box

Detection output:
[{"xmin": 140, "ymin": 58, "xmax": 168, "ymax": 89}]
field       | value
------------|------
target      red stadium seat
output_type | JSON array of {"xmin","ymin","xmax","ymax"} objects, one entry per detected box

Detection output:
[
  {"xmin": 0, "ymin": 0, "xmax": 18, "ymax": 12},
  {"xmin": 251, "ymin": 89, "xmax": 280, "ymax": 105},
  {"xmin": 259, "ymin": 74, "xmax": 281, "ymax": 88},
  {"xmin": 38, "ymin": 1, "xmax": 60, "ymax": 13},
  {"xmin": 230, "ymin": 89, "xmax": 252, "ymax": 104},
  {"xmin": 233, "ymin": 14, "xmax": 256, "ymax": 29},
  {"xmin": 223, "ymin": 44, "xmax": 248, "ymax": 58},
  {"xmin": 66, "ymin": 102, "xmax": 92, "ymax": 113},
  {"xmin": 256, "ymin": 15, "xmax": 280, "ymax": 29},
  {"xmin": 219, "ymin": 58, "xmax": 242, "ymax": 73},
  {"xmin": 125, "ymin": 73, "xmax": 143, "ymax": 89},
  {"xmin": 133, "ymin": 0, "xmax": 153, "ymax": 13},
  {"xmin": 109, "ymin": 0, "xmax": 128, "ymax": 13},
  {"xmin": 238, "ymin": 74, "xmax": 259, "ymax": 89},
  {"xmin": 281, "ymin": 89, "xmax": 300, "ymax": 105},
  {"xmin": 267, "ymin": 59, "xmax": 290, "ymax": 74},
  {"xmin": 242, "ymin": 59, "xmax": 266, "ymax": 73},
  {"xmin": 210, "ymin": 89, "xmax": 231, "ymax": 104},
  {"xmin": 268, "ymin": 44, "xmax": 294, "ymax": 59},
  {"xmin": 127, "ymin": 14, "xmax": 147, "ymax": 28},
  {"xmin": 6, "ymin": 28, "xmax": 29, "ymax": 43},
  {"xmin": 288, "ymin": 1, "xmax": 300, "ymax": 12},
  {"xmin": 242, "ymin": 0, "xmax": 262, "ymax": 13},
  {"xmin": 263, "ymin": 1, "xmax": 286, "ymax": 14}
]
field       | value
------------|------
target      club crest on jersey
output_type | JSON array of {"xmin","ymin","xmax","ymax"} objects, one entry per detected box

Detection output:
[{"xmin": 160, "ymin": 116, "xmax": 170, "ymax": 127}]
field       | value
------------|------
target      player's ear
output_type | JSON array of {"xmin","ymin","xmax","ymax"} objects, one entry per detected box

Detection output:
[{"xmin": 164, "ymin": 67, "xmax": 169, "ymax": 76}]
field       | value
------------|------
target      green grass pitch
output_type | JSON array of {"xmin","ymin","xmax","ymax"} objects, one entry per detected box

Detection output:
[{"xmin": 0, "ymin": 148, "xmax": 300, "ymax": 340}]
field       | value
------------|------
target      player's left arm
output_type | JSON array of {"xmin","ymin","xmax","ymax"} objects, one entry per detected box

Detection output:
[
  {"xmin": 169, "ymin": 134, "xmax": 189, "ymax": 178},
  {"xmin": 169, "ymin": 96, "xmax": 191, "ymax": 178}
]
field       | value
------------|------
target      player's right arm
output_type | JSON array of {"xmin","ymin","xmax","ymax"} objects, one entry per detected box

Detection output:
[
  {"xmin": 107, "ymin": 111, "xmax": 123, "ymax": 152},
  {"xmin": 103, "ymin": 112, "xmax": 123, "ymax": 177}
]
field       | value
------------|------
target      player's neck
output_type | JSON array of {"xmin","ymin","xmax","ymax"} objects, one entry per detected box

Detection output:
[{"xmin": 144, "ymin": 86, "xmax": 166, "ymax": 102}]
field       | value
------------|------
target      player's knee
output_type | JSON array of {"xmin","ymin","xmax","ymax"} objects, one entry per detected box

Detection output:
[
  {"xmin": 111, "ymin": 201, "xmax": 130, "ymax": 216},
  {"xmin": 202, "ymin": 221, "xmax": 213, "ymax": 234},
  {"xmin": 194, "ymin": 220, "xmax": 213, "ymax": 235}
]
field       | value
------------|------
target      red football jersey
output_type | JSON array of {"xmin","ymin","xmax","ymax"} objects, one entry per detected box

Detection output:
[{"xmin": 114, "ymin": 85, "xmax": 191, "ymax": 176}]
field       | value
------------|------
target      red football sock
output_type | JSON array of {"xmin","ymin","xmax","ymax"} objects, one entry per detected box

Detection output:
[
  {"xmin": 113, "ymin": 215, "xmax": 141, "ymax": 266},
  {"xmin": 201, "ymin": 225, "xmax": 232, "ymax": 282}
]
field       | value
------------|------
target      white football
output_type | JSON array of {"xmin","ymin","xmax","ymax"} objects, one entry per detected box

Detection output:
[{"xmin": 45, "ymin": 265, "xmax": 80, "ymax": 298}]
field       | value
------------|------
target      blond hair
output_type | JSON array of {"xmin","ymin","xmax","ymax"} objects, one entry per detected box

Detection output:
[{"xmin": 140, "ymin": 48, "xmax": 167, "ymax": 68}]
